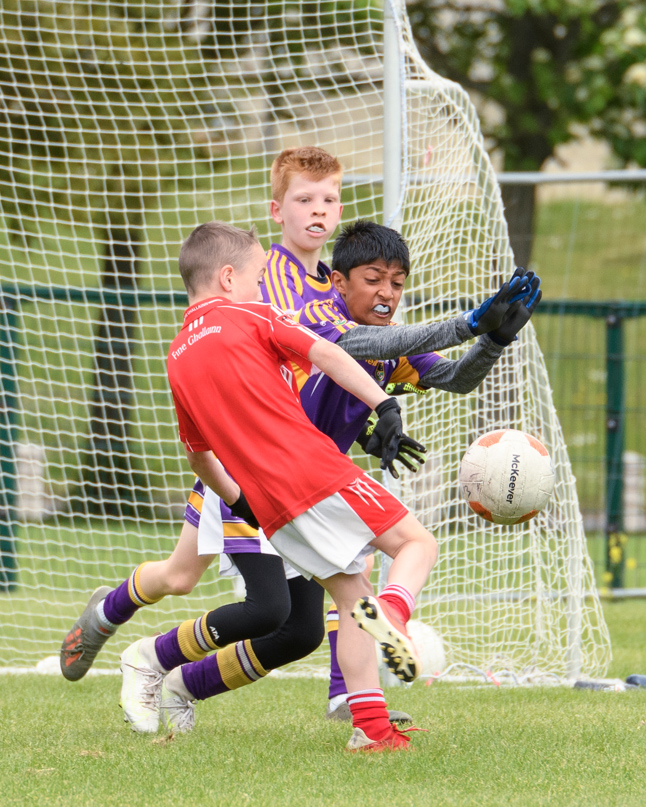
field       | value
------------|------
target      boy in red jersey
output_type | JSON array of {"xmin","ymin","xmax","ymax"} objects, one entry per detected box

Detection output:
[
  {"xmin": 114, "ymin": 220, "xmax": 531, "ymax": 739},
  {"xmin": 164, "ymin": 220, "xmax": 437, "ymax": 751},
  {"xmin": 60, "ymin": 147, "xmax": 346, "ymax": 686}
]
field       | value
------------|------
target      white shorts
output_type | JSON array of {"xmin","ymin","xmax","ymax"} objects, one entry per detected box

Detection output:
[
  {"xmin": 198, "ymin": 487, "xmax": 300, "ymax": 580},
  {"xmin": 270, "ymin": 473, "xmax": 408, "ymax": 580}
]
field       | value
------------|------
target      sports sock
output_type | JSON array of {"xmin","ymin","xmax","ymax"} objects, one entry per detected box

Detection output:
[
  {"xmin": 328, "ymin": 693, "xmax": 349, "ymax": 711},
  {"xmin": 95, "ymin": 599, "xmax": 117, "ymax": 632},
  {"xmin": 154, "ymin": 614, "xmax": 220, "ymax": 671},
  {"xmin": 326, "ymin": 605, "xmax": 348, "ymax": 701},
  {"xmin": 347, "ymin": 689, "xmax": 391, "ymax": 741},
  {"xmin": 378, "ymin": 583, "xmax": 416, "ymax": 625},
  {"xmin": 180, "ymin": 640, "xmax": 268, "ymax": 701},
  {"xmin": 101, "ymin": 563, "xmax": 164, "ymax": 626}
]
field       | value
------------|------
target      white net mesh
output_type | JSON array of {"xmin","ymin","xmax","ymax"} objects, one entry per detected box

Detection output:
[{"xmin": 0, "ymin": 0, "xmax": 610, "ymax": 679}]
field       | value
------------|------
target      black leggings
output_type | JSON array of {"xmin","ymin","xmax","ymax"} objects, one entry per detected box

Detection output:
[{"xmin": 204, "ymin": 552, "xmax": 325, "ymax": 670}]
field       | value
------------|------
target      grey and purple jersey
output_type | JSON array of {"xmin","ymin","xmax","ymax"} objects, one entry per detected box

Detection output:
[{"xmin": 296, "ymin": 292, "xmax": 442, "ymax": 453}]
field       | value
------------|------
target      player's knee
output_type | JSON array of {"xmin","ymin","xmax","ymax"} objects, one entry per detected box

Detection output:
[
  {"xmin": 424, "ymin": 532, "xmax": 439, "ymax": 566},
  {"xmin": 402, "ymin": 524, "xmax": 438, "ymax": 564},
  {"xmin": 163, "ymin": 572, "xmax": 200, "ymax": 597},
  {"xmin": 284, "ymin": 619, "xmax": 325, "ymax": 661},
  {"xmin": 244, "ymin": 595, "xmax": 291, "ymax": 636},
  {"xmin": 406, "ymin": 529, "xmax": 438, "ymax": 571}
]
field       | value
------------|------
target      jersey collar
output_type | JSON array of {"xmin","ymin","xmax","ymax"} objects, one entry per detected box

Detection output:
[
  {"xmin": 329, "ymin": 290, "xmax": 353, "ymax": 322},
  {"xmin": 183, "ymin": 296, "xmax": 223, "ymax": 324},
  {"xmin": 270, "ymin": 243, "xmax": 331, "ymax": 288}
]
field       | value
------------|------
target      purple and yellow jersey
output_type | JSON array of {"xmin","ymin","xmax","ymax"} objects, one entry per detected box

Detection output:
[
  {"xmin": 184, "ymin": 475, "xmax": 262, "ymax": 537},
  {"xmin": 184, "ymin": 478, "xmax": 205, "ymax": 528},
  {"xmin": 296, "ymin": 292, "xmax": 442, "ymax": 453},
  {"xmin": 262, "ymin": 243, "xmax": 332, "ymax": 314}
]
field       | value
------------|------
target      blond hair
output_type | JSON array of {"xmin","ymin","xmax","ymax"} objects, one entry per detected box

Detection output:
[
  {"xmin": 179, "ymin": 221, "xmax": 259, "ymax": 296},
  {"xmin": 270, "ymin": 146, "xmax": 343, "ymax": 202}
]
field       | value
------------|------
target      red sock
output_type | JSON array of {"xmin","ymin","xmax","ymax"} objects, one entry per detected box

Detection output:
[
  {"xmin": 379, "ymin": 584, "xmax": 415, "ymax": 625},
  {"xmin": 347, "ymin": 689, "xmax": 391, "ymax": 742}
]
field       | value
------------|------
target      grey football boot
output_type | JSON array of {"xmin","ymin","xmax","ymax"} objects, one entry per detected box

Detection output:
[{"xmin": 60, "ymin": 586, "xmax": 115, "ymax": 681}]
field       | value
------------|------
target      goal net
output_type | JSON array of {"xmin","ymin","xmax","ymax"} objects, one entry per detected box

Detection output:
[{"xmin": 0, "ymin": 0, "xmax": 610, "ymax": 680}]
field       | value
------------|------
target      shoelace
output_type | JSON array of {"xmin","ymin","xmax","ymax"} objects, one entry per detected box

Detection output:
[
  {"xmin": 63, "ymin": 639, "xmax": 83, "ymax": 657},
  {"xmin": 393, "ymin": 725, "xmax": 428, "ymax": 734},
  {"xmin": 63, "ymin": 625, "xmax": 111, "ymax": 658},
  {"xmin": 163, "ymin": 696, "xmax": 195, "ymax": 731},
  {"xmin": 121, "ymin": 663, "xmax": 163, "ymax": 711},
  {"xmin": 384, "ymin": 725, "xmax": 428, "ymax": 747}
]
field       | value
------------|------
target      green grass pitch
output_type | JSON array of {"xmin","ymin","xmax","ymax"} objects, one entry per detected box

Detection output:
[
  {"xmin": 2, "ymin": 180, "xmax": 646, "ymax": 804},
  {"xmin": 2, "ymin": 600, "xmax": 646, "ymax": 807}
]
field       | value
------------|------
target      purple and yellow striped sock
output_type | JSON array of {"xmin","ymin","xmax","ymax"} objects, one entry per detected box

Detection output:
[
  {"xmin": 326, "ymin": 605, "xmax": 347, "ymax": 700},
  {"xmin": 154, "ymin": 614, "xmax": 221, "ymax": 672},
  {"xmin": 181, "ymin": 639, "xmax": 268, "ymax": 701},
  {"xmin": 102, "ymin": 563, "xmax": 163, "ymax": 626}
]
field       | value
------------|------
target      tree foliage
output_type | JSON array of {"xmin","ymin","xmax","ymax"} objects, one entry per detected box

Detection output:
[
  {"xmin": 407, "ymin": 0, "xmax": 646, "ymax": 171},
  {"xmin": 0, "ymin": 1, "xmax": 375, "ymax": 244},
  {"xmin": 0, "ymin": 0, "xmax": 222, "ymax": 245}
]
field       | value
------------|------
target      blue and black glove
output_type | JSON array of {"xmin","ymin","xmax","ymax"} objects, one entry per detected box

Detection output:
[
  {"xmin": 358, "ymin": 408, "xmax": 427, "ymax": 479},
  {"xmin": 229, "ymin": 490, "xmax": 260, "ymax": 530},
  {"xmin": 489, "ymin": 274, "xmax": 542, "ymax": 346},
  {"xmin": 463, "ymin": 267, "xmax": 532, "ymax": 335}
]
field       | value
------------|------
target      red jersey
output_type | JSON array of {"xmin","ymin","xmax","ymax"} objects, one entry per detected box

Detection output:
[{"xmin": 167, "ymin": 297, "xmax": 362, "ymax": 537}]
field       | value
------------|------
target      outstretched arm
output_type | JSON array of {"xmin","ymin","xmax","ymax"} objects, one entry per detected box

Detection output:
[
  {"xmin": 336, "ymin": 269, "xmax": 536, "ymax": 360},
  {"xmin": 337, "ymin": 316, "xmax": 473, "ymax": 360},
  {"xmin": 418, "ymin": 277, "xmax": 543, "ymax": 393},
  {"xmin": 418, "ymin": 335, "xmax": 505, "ymax": 394}
]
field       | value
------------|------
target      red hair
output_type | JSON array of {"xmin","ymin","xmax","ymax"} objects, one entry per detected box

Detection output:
[{"xmin": 271, "ymin": 146, "xmax": 343, "ymax": 202}]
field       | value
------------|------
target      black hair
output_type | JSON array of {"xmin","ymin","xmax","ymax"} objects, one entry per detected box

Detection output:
[{"xmin": 331, "ymin": 219, "xmax": 410, "ymax": 278}]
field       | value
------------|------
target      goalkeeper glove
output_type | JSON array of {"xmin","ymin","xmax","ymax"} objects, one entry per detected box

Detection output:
[
  {"xmin": 358, "ymin": 408, "xmax": 427, "ymax": 479},
  {"xmin": 489, "ymin": 275, "xmax": 542, "ymax": 346},
  {"xmin": 385, "ymin": 381, "xmax": 431, "ymax": 396},
  {"xmin": 363, "ymin": 398, "xmax": 403, "ymax": 476},
  {"xmin": 463, "ymin": 267, "xmax": 530, "ymax": 335},
  {"xmin": 229, "ymin": 490, "xmax": 260, "ymax": 530},
  {"xmin": 508, "ymin": 268, "xmax": 538, "ymax": 302}
]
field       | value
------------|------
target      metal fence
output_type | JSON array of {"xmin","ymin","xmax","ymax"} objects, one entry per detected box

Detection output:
[{"xmin": 510, "ymin": 170, "xmax": 646, "ymax": 594}]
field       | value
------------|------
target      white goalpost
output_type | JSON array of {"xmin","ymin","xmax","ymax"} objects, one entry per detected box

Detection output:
[{"xmin": 0, "ymin": 0, "xmax": 610, "ymax": 681}]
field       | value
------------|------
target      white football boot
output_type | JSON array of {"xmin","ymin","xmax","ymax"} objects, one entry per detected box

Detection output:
[
  {"xmin": 120, "ymin": 637, "xmax": 165, "ymax": 733},
  {"xmin": 159, "ymin": 668, "xmax": 196, "ymax": 734}
]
